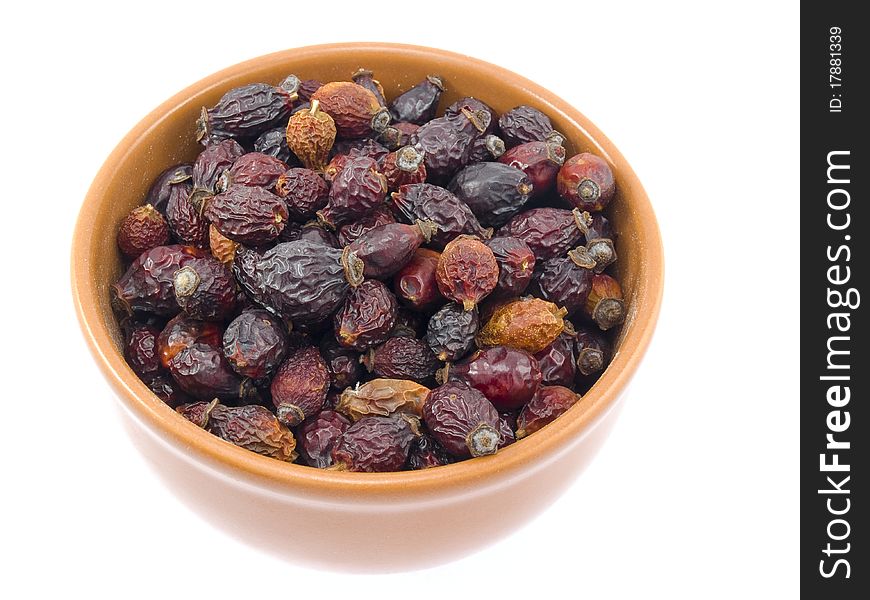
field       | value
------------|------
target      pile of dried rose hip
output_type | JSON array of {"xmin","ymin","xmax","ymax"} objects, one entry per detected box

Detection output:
[{"xmin": 111, "ymin": 70, "xmax": 625, "ymax": 472}]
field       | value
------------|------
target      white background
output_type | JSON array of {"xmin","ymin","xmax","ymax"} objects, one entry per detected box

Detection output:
[{"xmin": 1, "ymin": 1, "xmax": 799, "ymax": 598}]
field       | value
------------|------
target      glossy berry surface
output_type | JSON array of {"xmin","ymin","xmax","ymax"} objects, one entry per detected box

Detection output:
[
  {"xmin": 334, "ymin": 279, "xmax": 398, "ymax": 351},
  {"xmin": 393, "ymin": 248, "xmax": 444, "ymax": 312},
  {"xmin": 516, "ymin": 385, "xmax": 581, "ymax": 438},
  {"xmin": 223, "ymin": 309, "xmax": 287, "ymax": 380},
  {"xmin": 299, "ymin": 409, "xmax": 351, "ymax": 468},
  {"xmin": 423, "ymin": 381, "xmax": 501, "ymax": 459},
  {"xmin": 557, "ymin": 153, "xmax": 616, "ymax": 213},
  {"xmin": 484, "ymin": 236, "xmax": 536, "ymax": 299},
  {"xmin": 442, "ymin": 345, "xmax": 542, "ymax": 411}
]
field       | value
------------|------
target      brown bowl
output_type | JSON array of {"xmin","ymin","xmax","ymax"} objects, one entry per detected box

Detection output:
[{"xmin": 71, "ymin": 43, "xmax": 663, "ymax": 572}]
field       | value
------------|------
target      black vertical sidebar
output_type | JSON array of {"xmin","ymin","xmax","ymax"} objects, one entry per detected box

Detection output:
[{"xmin": 802, "ymin": 4, "xmax": 867, "ymax": 597}]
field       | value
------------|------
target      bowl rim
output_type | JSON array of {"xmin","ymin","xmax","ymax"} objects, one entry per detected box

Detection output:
[{"xmin": 71, "ymin": 42, "xmax": 664, "ymax": 500}]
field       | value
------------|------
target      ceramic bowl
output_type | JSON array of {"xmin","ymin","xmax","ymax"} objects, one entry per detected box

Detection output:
[{"xmin": 71, "ymin": 43, "xmax": 663, "ymax": 572}]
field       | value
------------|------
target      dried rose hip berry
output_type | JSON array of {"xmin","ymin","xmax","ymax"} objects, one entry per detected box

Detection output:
[
  {"xmin": 584, "ymin": 237, "xmax": 617, "ymax": 274},
  {"xmin": 270, "ymin": 345, "xmax": 330, "ymax": 426},
  {"xmin": 347, "ymin": 220, "xmax": 437, "ymax": 280},
  {"xmin": 256, "ymin": 240, "xmax": 356, "ymax": 324},
  {"xmin": 173, "ymin": 256, "xmax": 237, "ymax": 321},
  {"xmin": 331, "ymin": 138, "xmax": 390, "ymax": 166},
  {"xmin": 477, "ymin": 297, "xmax": 567, "ymax": 353},
  {"xmin": 146, "ymin": 164, "xmax": 192, "ymax": 215},
  {"xmin": 557, "ymin": 153, "xmax": 616, "ymax": 213},
  {"xmin": 279, "ymin": 221, "xmax": 340, "ymax": 247},
  {"xmin": 484, "ymin": 236, "xmax": 536, "ymax": 299},
  {"xmin": 574, "ymin": 325, "xmax": 610, "ymax": 377},
  {"xmin": 299, "ymin": 409, "xmax": 351, "ymax": 468},
  {"xmin": 498, "ymin": 105, "xmax": 558, "ymax": 147},
  {"xmin": 207, "ymin": 402, "xmax": 298, "ymax": 462},
  {"xmin": 444, "ymin": 97, "xmax": 498, "ymax": 133},
  {"xmin": 499, "ymin": 140, "xmax": 566, "ymax": 196},
  {"xmin": 394, "ymin": 248, "xmax": 444, "ymax": 312},
  {"xmin": 223, "ymin": 152, "xmax": 288, "ymax": 190},
  {"xmin": 516, "ymin": 385, "xmax": 581, "ymax": 439},
  {"xmin": 412, "ymin": 108, "xmax": 489, "ymax": 181},
  {"xmin": 350, "ymin": 68, "xmax": 387, "ymax": 107},
  {"xmin": 124, "ymin": 323, "xmax": 162, "ymax": 379},
  {"xmin": 362, "ymin": 336, "xmax": 440, "ymax": 383},
  {"xmin": 390, "ymin": 183, "xmax": 492, "ymax": 249},
  {"xmin": 205, "ymin": 184, "xmax": 288, "ymax": 245},
  {"xmin": 285, "ymin": 100, "xmax": 336, "ymax": 171},
  {"xmin": 192, "ymin": 139, "xmax": 245, "ymax": 204},
  {"xmin": 465, "ymin": 134, "xmax": 506, "ymax": 164},
  {"xmin": 435, "ymin": 236, "xmax": 499, "ymax": 311},
  {"xmin": 196, "ymin": 76, "xmax": 299, "ymax": 144},
  {"xmin": 407, "ymin": 433, "xmax": 452, "ymax": 469},
  {"xmin": 331, "ymin": 415, "xmax": 416, "ymax": 472},
  {"xmin": 334, "ymin": 279, "xmax": 398, "ymax": 351},
  {"xmin": 177, "ymin": 399, "xmax": 218, "ymax": 429},
  {"xmin": 439, "ymin": 345, "xmax": 542, "ymax": 411},
  {"xmin": 425, "ymin": 302, "xmax": 479, "ymax": 362},
  {"xmin": 497, "ymin": 207, "xmax": 590, "ymax": 262},
  {"xmin": 117, "ymin": 204, "xmax": 170, "ymax": 259},
  {"xmin": 274, "ymin": 167, "xmax": 329, "ymax": 221},
  {"xmin": 583, "ymin": 273, "xmax": 625, "ymax": 331},
  {"xmin": 336, "ymin": 378, "xmax": 431, "ymax": 421},
  {"xmin": 448, "ymin": 162, "xmax": 533, "ymax": 227},
  {"xmin": 423, "ymin": 381, "xmax": 501, "ymax": 458},
  {"xmin": 147, "ymin": 373, "xmax": 192, "ymax": 408},
  {"xmin": 378, "ymin": 121, "xmax": 419, "ymax": 150},
  {"xmin": 157, "ymin": 314, "xmax": 222, "ymax": 368},
  {"xmin": 111, "ymin": 245, "xmax": 207, "ymax": 316},
  {"xmin": 166, "ymin": 183, "xmax": 209, "ymax": 248},
  {"xmin": 382, "ymin": 145, "xmax": 427, "ymax": 190},
  {"xmin": 317, "ymin": 156, "xmax": 387, "ymax": 229},
  {"xmin": 298, "ymin": 79, "xmax": 323, "ymax": 102},
  {"xmin": 311, "ymin": 81, "xmax": 391, "ymax": 139},
  {"xmin": 168, "ymin": 342, "xmax": 257, "ymax": 402},
  {"xmin": 254, "ymin": 127, "xmax": 295, "ymax": 165},
  {"xmin": 389, "ymin": 75, "xmax": 444, "ymax": 124},
  {"xmin": 529, "ymin": 247, "xmax": 595, "ymax": 315},
  {"xmin": 319, "ymin": 336, "xmax": 363, "ymax": 391},
  {"xmin": 222, "ymin": 309, "xmax": 287, "ymax": 380},
  {"xmin": 337, "ymin": 205, "xmax": 396, "ymax": 246},
  {"xmin": 208, "ymin": 224, "xmax": 238, "ymax": 264},
  {"xmin": 231, "ymin": 245, "xmax": 270, "ymax": 307},
  {"xmin": 534, "ymin": 329, "xmax": 578, "ymax": 387},
  {"xmin": 498, "ymin": 413, "xmax": 517, "ymax": 447}
]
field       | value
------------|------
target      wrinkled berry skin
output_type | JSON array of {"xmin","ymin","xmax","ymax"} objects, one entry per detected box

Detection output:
[
  {"xmin": 465, "ymin": 134, "xmax": 506, "ymax": 164},
  {"xmin": 117, "ymin": 205, "xmax": 170, "ymax": 259},
  {"xmin": 534, "ymin": 331, "xmax": 578, "ymax": 387},
  {"xmin": 330, "ymin": 138, "xmax": 390, "ymax": 166},
  {"xmin": 382, "ymin": 146, "xmax": 427, "ymax": 190},
  {"xmin": 299, "ymin": 409, "xmax": 351, "ymax": 468},
  {"xmin": 485, "ymin": 236, "xmax": 536, "ymax": 299},
  {"xmin": 166, "ymin": 183, "xmax": 209, "ymax": 248},
  {"xmin": 529, "ymin": 251, "xmax": 594, "ymax": 316},
  {"xmin": 516, "ymin": 385, "xmax": 581, "ymax": 438},
  {"xmin": 256, "ymin": 240, "xmax": 351, "ymax": 324},
  {"xmin": 270, "ymin": 345, "xmax": 330, "ymax": 426},
  {"xmin": 232, "ymin": 245, "xmax": 269, "ymax": 307},
  {"xmin": 207, "ymin": 403, "xmax": 297, "ymax": 462},
  {"xmin": 347, "ymin": 221, "xmax": 435, "ymax": 280},
  {"xmin": 394, "ymin": 248, "xmax": 444, "ymax": 311},
  {"xmin": 557, "ymin": 153, "xmax": 616, "ymax": 213},
  {"xmin": 177, "ymin": 399, "xmax": 217, "ymax": 428},
  {"xmin": 223, "ymin": 309, "xmax": 287, "ymax": 380},
  {"xmin": 285, "ymin": 101, "xmax": 336, "ymax": 171},
  {"xmin": 279, "ymin": 221, "xmax": 340, "ymax": 247},
  {"xmin": 499, "ymin": 141, "xmax": 566, "ymax": 196},
  {"xmin": 498, "ymin": 413, "xmax": 517, "ymax": 447},
  {"xmin": 436, "ymin": 236, "xmax": 499, "ymax": 311},
  {"xmin": 208, "ymin": 224, "xmax": 237, "ymax": 264},
  {"xmin": 193, "ymin": 139, "xmax": 245, "ymax": 196},
  {"xmin": 425, "ymin": 302, "xmax": 479, "ymax": 362},
  {"xmin": 497, "ymin": 207, "xmax": 587, "ymax": 262},
  {"xmin": 363, "ymin": 336, "xmax": 440, "ymax": 383},
  {"xmin": 412, "ymin": 109, "xmax": 489, "ymax": 181},
  {"xmin": 448, "ymin": 162, "xmax": 533, "ymax": 228},
  {"xmin": 254, "ymin": 127, "xmax": 294, "ymax": 164},
  {"xmin": 351, "ymin": 69, "xmax": 387, "ymax": 107},
  {"xmin": 147, "ymin": 373, "xmax": 192, "ymax": 408},
  {"xmin": 444, "ymin": 97, "xmax": 498, "ymax": 134},
  {"xmin": 224, "ymin": 152, "xmax": 288, "ymax": 190},
  {"xmin": 423, "ymin": 381, "xmax": 501, "ymax": 458},
  {"xmin": 498, "ymin": 105, "xmax": 555, "ymax": 147},
  {"xmin": 318, "ymin": 156, "xmax": 387, "ymax": 229},
  {"xmin": 407, "ymin": 433, "xmax": 452, "ymax": 469},
  {"xmin": 274, "ymin": 168, "xmax": 329, "ymax": 222},
  {"xmin": 336, "ymin": 378, "xmax": 431, "ymax": 421},
  {"xmin": 157, "ymin": 314, "xmax": 223, "ymax": 368},
  {"xmin": 312, "ymin": 81, "xmax": 391, "ymax": 139},
  {"xmin": 146, "ymin": 164, "xmax": 192, "ymax": 215},
  {"xmin": 574, "ymin": 326, "xmax": 611, "ymax": 377},
  {"xmin": 112, "ymin": 245, "xmax": 207, "ymax": 317},
  {"xmin": 477, "ymin": 297, "xmax": 567, "ymax": 354},
  {"xmin": 319, "ymin": 336, "xmax": 363, "ymax": 391},
  {"xmin": 334, "ymin": 279, "xmax": 398, "ymax": 351},
  {"xmin": 298, "ymin": 79, "xmax": 323, "ymax": 102},
  {"xmin": 389, "ymin": 75, "xmax": 444, "ymax": 124},
  {"xmin": 173, "ymin": 256, "xmax": 237, "ymax": 321},
  {"xmin": 379, "ymin": 122, "xmax": 419, "ymax": 150},
  {"xmin": 443, "ymin": 346, "xmax": 542, "ymax": 411},
  {"xmin": 196, "ymin": 79, "xmax": 298, "ymax": 143},
  {"xmin": 125, "ymin": 323, "xmax": 162, "ymax": 379},
  {"xmin": 331, "ymin": 415, "xmax": 416, "ymax": 472},
  {"xmin": 389, "ymin": 183, "xmax": 491, "ymax": 249},
  {"xmin": 206, "ymin": 184, "xmax": 288, "ymax": 245},
  {"xmin": 337, "ymin": 205, "xmax": 396, "ymax": 246},
  {"xmin": 167, "ymin": 343, "xmax": 255, "ymax": 402}
]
